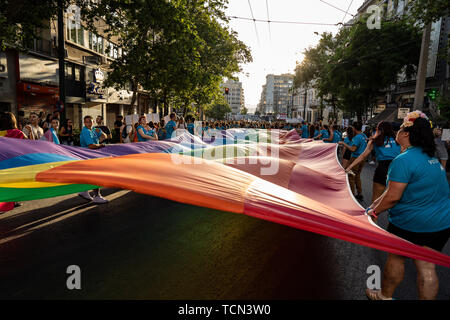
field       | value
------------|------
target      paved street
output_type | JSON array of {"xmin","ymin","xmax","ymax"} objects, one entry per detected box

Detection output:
[{"xmin": 0, "ymin": 164, "xmax": 449, "ymax": 300}]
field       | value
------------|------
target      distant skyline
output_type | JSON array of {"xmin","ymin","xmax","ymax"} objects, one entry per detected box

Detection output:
[{"xmin": 225, "ymin": 0, "xmax": 365, "ymax": 113}]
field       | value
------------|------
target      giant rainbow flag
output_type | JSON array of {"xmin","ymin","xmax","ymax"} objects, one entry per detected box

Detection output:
[{"xmin": 0, "ymin": 129, "xmax": 449, "ymax": 267}]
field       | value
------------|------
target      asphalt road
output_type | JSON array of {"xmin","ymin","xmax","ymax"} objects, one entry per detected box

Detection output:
[{"xmin": 0, "ymin": 164, "xmax": 449, "ymax": 300}]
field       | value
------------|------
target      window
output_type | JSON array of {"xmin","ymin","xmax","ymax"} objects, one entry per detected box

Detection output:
[
  {"xmin": 74, "ymin": 67, "xmax": 81, "ymax": 81},
  {"xmin": 66, "ymin": 19, "xmax": 84, "ymax": 46},
  {"xmin": 97, "ymin": 36, "xmax": 103, "ymax": 54},
  {"xmin": 89, "ymin": 32, "xmax": 103, "ymax": 53},
  {"xmin": 65, "ymin": 64, "xmax": 73, "ymax": 79}
]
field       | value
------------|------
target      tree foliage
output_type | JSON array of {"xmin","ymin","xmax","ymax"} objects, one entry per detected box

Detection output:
[
  {"xmin": 294, "ymin": 16, "xmax": 422, "ymax": 121},
  {"xmin": 406, "ymin": 0, "xmax": 450, "ymax": 24},
  {"xmin": 0, "ymin": 0, "xmax": 60, "ymax": 50},
  {"xmin": 80, "ymin": 0, "xmax": 252, "ymax": 114}
]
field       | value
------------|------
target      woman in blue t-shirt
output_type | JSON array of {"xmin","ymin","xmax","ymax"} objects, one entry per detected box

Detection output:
[
  {"xmin": 345, "ymin": 121, "xmax": 401, "ymax": 202},
  {"xmin": 342, "ymin": 126, "xmax": 354, "ymax": 169},
  {"xmin": 137, "ymin": 116, "xmax": 157, "ymax": 142},
  {"xmin": 323, "ymin": 125, "xmax": 342, "ymax": 144},
  {"xmin": 365, "ymin": 114, "xmax": 450, "ymax": 301}
]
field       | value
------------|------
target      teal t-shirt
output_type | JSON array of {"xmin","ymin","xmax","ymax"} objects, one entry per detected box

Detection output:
[
  {"xmin": 374, "ymin": 137, "xmax": 401, "ymax": 161},
  {"xmin": 387, "ymin": 146, "xmax": 450, "ymax": 232},
  {"xmin": 80, "ymin": 126, "xmax": 101, "ymax": 148},
  {"xmin": 320, "ymin": 129, "xmax": 329, "ymax": 140},
  {"xmin": 137, "ymin": 125, "xmax": 150, "ymax": 142},
  {"xmin": 350, "ymin": 133, "xmax": 367, "ymax": 157},
  {"xmin": 187, "ymin": 123, "xmax": 195, "ymax": 135},
  {"xmin": 165, "ymin": 120, "xmax": 177, "ymax": 140},
  {"xmin": 314, "ymin": 130, "xmax": 319, "ymax": 139},
  {"xmin": 331, "ymin": 131, "xmax": 342, "ymax": 143},
  {"xmin": 301, "ymin": 125, "xmax": 309, "ymax": 138}
]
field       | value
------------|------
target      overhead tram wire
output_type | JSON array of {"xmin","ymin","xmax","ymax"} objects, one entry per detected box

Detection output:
[
  {"xmin": 227, "ymin": 16, "xmax": 348, "ymax": 27},
  {"xmin": 247, "ymin": 0, "xmax": 260, "ymax": 46},
  {"xmin": 319, "ymin": 0, "xmax": 355, "ymax": 17},
  {"xmin": 341, "ymin": 0, "xmax": 354, "ymax": 25}
]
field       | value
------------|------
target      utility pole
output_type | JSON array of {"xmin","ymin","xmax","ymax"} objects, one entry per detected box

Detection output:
[
  {"xmin": 413, "ymin": 22, "xmax": 432, "ymax": 110},
  {"xmin": 303, "ymin": 87, "xmax": 308, "ymax": 121},
  {"xmin": 57, "ymin": 0, "xmax": 66, "ymax": 123}
]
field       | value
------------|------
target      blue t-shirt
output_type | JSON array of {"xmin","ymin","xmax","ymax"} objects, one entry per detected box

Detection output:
[
  {"xmin": 344, "ymin": 136, "xmax": 352, "ymax": 145},
  {"xmin": 387, "ymin": 146, "xmax": 450, "ymax": 232},
  {"xmin": 331, "ymin": 131, "xmax": 342, "ymax": 143},
  {"xmin": 80, "ymin": 126, "xmax": 101, "ymax": 148},
  {"xmin": 320, "ymin": 129, "xmax": 329, "ymax": 140},
  {"xmin": 187, "ymin": 123, "xmax": 195, "ymax": 135},
  {"xmin": 137, "ymin": 125, "xmax": 150, "ymax": 142},
  {"xmin": 314, "ymin": 130, "xmax": 319, "ymax": 139},
  {"xmin": 158, "ymin": 128, "xmax": 166, "ymax": 140},
  {"xmin": 165, "ymin": 120, "xmax": 176, "ymax": 139},
  {"xmin": 374, "ymin": 137, "xmax": 401, "ymax": 161},
  {"xmin": 301, "ymin": 125, "xmax": 309, "ymax": 138},
  {"xmin": 350, "ymin": 133, "xmax": 367, "ymax": 158}
]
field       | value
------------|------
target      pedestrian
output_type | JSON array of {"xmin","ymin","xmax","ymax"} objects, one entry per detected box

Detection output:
[
  {"xmin": 42, "ymin": 114, "xmax": 52, "ymax": 133},
  {"xmin": 187, "ymin": 117, "xmax": 195, "ymax": 135},
  {"xmin": 177, "ymin": 116, "xmax": 186, "ymax": 130},
  {"xmin": 120, "ymin": 118, "xmax": 132, "ymax": 143},
  {"xmin": 365, "ymin": 112, "xmax": 450, "ymax": 300},
  {"xmin": 323, "ymin": 125, "xmax": 341, "ymax": 143},
  {"xmin": 344, "ymin": 121, "xmax": 401, "ymax": 202},
  {"xmin": 78, "ymin": 115, "xmax": 108, "ymax": 204},
  {"xmin": 22, "ymin": 112, "xmax": 44, "ymax": 140},
  {"xmin": 342, "ymin": 126, "xmax": 354, "ymax": 169},
  {"xmin": 0, "ymin": 112, "xmax": 26, "ymax": 212},
  {"xmin": 136, "ymin": 115, "xmax": 157, "ymax": 141},
  {"xmin": 158, "ymin": 119, "xmax": 167, "ymax": 140},
  {"xmin": 301, "ymin": 121, "xmax": 309, "ymax": 139},
  {"xmin": 434, "ymin": 128, "xmax": 448, "ymax": 169},
  {"xmin": 94, "ymin": 115, "xmax": 112, "ymax": 144},
  {"xmin": 164, "ymin": 113, "xmax": 177, "ymax": 140},
  {"xmin": 42, "ymin": 117, "xmax": 60, "ymax": 144},
  {"xmin": 113, "ymin": 115, "xmax": 124, "ymax": 143},
  {"xmin": 59, "ymin": 119, "xmax": 74, "ymax": 146},
  {"xmin": 339, "ymin": 122, "xmax": 367, "ymax": 200}
]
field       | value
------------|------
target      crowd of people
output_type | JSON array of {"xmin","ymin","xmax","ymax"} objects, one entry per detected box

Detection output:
[{"xmin": 1, "ymin": 110, "xmax": 449, "ymax": 300}]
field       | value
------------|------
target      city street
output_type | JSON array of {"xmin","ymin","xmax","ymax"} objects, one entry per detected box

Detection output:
[{"xmin": 1, "ymin": 164, "xmax": 449, "ymax": 300}]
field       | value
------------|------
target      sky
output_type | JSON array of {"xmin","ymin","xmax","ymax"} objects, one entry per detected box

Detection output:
[{"xmin": 224, "ymin": 0, "xmax": 365, "ymax": 113}]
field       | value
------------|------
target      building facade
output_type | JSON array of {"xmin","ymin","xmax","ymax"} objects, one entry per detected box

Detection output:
[
  {"xmin": 221, "ymin": 79, "xmax": 245, "ymax": 115},
  {"xmin": 257, "ymin": 74, "xmax": 294, "ymax": 117},
  {"xmin": 0, "ymin": 4, "xmax": 144, "ymax": 131},
  {"xmin": 356, "ymin": 0, "xmax": 450, "ymax": 120}
]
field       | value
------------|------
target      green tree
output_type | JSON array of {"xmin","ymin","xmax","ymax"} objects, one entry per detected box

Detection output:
[
  {"xmin": 81, "ymin": 0, "xmax": 251, "ymax": 116},
  {"xmin": 205, "ymin": 99, "xmax": 231, "ymax": 120},
  {"xmin": 295, "ymin": 17, "xmax": 422, "ymax": 122},
  {"xmin": 406, "ymin": 0, "xmax": 450, "ymax": 24},
  {"xmin": 0, "ymin": 0, "xmax": 60, "ymax": 50}
]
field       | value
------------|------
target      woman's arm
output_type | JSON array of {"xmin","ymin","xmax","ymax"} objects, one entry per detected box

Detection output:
[
  {"xmin": 138, "ymin": 128, "xmax": 153, "ymax": 140},
  {"xmin": 323, "ymin": 131, "xmax": 334, "ymax": 142},
  {"xmin": 367, "ymin": 181, "xmax": 407, "ymax": 221},
  {"xmin": 345, "ymin": 140, "xmax": 374, "ymax": 172},
  {"xmin": 339, "ymin": 140, "xmax": 357, "ymax": 153}
]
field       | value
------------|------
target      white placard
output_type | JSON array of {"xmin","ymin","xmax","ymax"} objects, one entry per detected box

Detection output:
[
  {"xmin": 442, "ymin": 129, "xmax": 450, "ymax": 141},
  {"xmin": 148, "ymin": 113, "xmax": 160, "ymax": 123},
  {"xmin": 125, "ymin": 114, "xmax": 139, "ymax": 126},
  {"xmin": 398, "ymin": 108, "xmax": 410, "ymax": 119}
]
